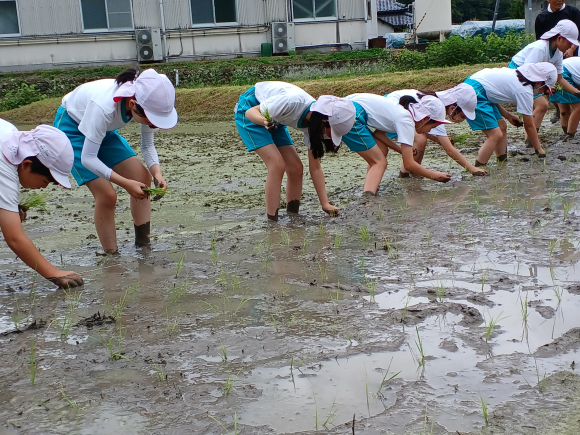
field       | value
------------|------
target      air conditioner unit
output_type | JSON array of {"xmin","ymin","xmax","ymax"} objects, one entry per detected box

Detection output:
[
  {"xmin": 272, "ymin": 22, "xmax": 295, "ymax": 54},
  {"xmin": 136, "ymin": 28, "xmax": 163, "ymax": 62}
]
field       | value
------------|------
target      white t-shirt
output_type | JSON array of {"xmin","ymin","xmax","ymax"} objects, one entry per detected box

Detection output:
[
  {"xmin": 344, "ymin": 93, "xmax": 416, "ymax": 146},
  {"xmin": 385, "ymin": 89, "xmax": 448, "ymax": 137},
  {"xmin": 470, "ymin": 68, "xmax": 534, "ymax": 116},
  {"xmin": 512, "ymin": 39, "xmax": 564, "ymax": 74},
  {"xmin": 254, "ymin": 81, "xmax": 315, "ymax": 146},
  {"xmin": 0, "ymin": 118, "xmax": 20, "ymax": 213},
  {"xmin": 563, "ymin": 57, "xmax": 580, "ymax": 84}
]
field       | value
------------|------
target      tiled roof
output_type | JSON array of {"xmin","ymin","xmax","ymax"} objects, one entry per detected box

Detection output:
[
  {"xmin": 379, "ymin": 13, "xmax": 414, "ymax": 26},
  {"xmin": 377, "ymin": 0, "xmax": 409, "ymax": 13}
]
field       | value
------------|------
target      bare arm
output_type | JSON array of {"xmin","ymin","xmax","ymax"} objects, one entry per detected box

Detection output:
[
  {"xmin": 307, "ymin": 150, "xmax": 338, "ymax": 216},
  {"xmin": 373, "ymin": 130, "xmax": 402, "ymax": 154},
  {"xmin": 432, "ymin": 135, "xmax": 488, "ymax": 175},
  {"xmin": 401, "ymin": 145, "xmax": 451, "ymax": 182},
  {"xmin": 245, "ymin": 105, "xmax": 269, "ymax": 127},
  {"xmin": 558, "ymin": 74, "xmax": 580, "ymax": 95},
  {"xmin": 523, "ymin": 114, "xmax": 545, "ymax": 154},
  {"xmin": 0, "ymin": 210, "xmax": 83, "ymax": 287}
]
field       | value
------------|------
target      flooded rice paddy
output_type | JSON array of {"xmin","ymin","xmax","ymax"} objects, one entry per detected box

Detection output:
[{"xmin": 2, "ymin": 117, "xmax": 580, "ymax": 434}]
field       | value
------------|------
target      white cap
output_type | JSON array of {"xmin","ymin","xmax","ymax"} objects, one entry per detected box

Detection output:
[
  {"xmin": 409, "ymin": 96, "xmax": 451, "ymax": 125},
  {"xmin": 1, "ymin": 125, "xmax": 74, "ymax": 188},
  {"xmin": 113, "ymin": 69, "xmax": 178, "ymax": 129},
  {"xmin": 541, "ymin": 19, "xmax": 580, "ymax": 46},
  {"xmin": 435, "ymin": 83, "xmax": 477, "ymax": 120},
  {"xmin": 517, "ymin": 62, "xmax": 558, "ymax": 90},
  {"xmin": 311, "ymin": 96, "xmax": 356, "ymax": 147}
]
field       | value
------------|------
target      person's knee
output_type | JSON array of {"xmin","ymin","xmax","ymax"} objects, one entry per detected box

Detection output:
[
  {"xmin": 536, "ymin": 98, "xmax": 549, "ymax": 114},
  {"xmin": 267, "ymin": 154, "xmax": 286, "ymax": 176},
  {"xmin": 285, "ymin": 158, "xmax": 303, "ymax": 178},
  {"xmin": 135, "ymin": 165, "xmax": 152, "ymax": 186},
  {"xmin": 498, "ymin": 121, "xmax": 508, "ymax": 134},
  {"xmin": 487, "ymin": 127, "xmax": 504, "ymax": 142},
  {"xmin": 95, "ymin": 188, "xmax": 117, "ymax": 209}
]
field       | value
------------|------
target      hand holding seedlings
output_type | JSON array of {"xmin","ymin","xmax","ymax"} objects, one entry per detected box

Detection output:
[
  {"xmin": 142, "ymin": 187, "xmax": 167, "ymax": 201},
  {"xmin": 19, "ymin": 192, "xmax": 48, "ymax": 214},
  {"xmin": 262, "ymin": 108, "xmax": 279, "ymax": 132}
]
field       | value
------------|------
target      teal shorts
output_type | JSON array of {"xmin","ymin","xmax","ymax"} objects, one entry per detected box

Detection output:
[
  {"xmin": 341, "ymin": 102, "xmax": 376, "ymax": 152},
  {"xmin": 509, "ymin": 60, "xmax": 544, "ymax": 100},
  {"xmin": 53, "ymin": 106, "xmax": 136, "ymax": 186},
  {"xmin": 235, "ymin": 87, "xmax": 294, "ymax": 152},
  {"xmin": 550, "ymin": 67, "xmax": 580, "ymax": 104},
  {"xmin": 464, "ymin": 78, "xmax": 503, "ymax": 131}
]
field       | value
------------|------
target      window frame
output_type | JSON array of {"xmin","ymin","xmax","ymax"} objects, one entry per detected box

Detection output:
[
  {"xmin": 189, "ymin": 0, "xmax": 239, "ymax": 28},
  {"xmin": 79, "ymin": 0, "xmax": 135, "ymax": 33},
  {"xmin": 292, "ymin": 0, "xmax": 338, "ymax": 22},
  {"xmin": 0, "ymin": 0, "xmax": 22, "ymax": 38}
]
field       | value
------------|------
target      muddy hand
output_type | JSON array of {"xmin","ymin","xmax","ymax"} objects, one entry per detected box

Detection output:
[
  {"xmin": 509, "ymin": 116, "xmax": 523, "ymax": 127},
  {"xmin": 266, "ymin": 121, "xmax": 279, "ymax": 132},
  {"xmin": 472, "ymin": 170, "xmax": 489, "ymax": 177},
  {"xmin": 433, "ymin": 172, "xmax": 452, "ymax": 183},
  {"xmin": 18, "ymin": 204, "xmax": 27, "ymax": 222},
  {"xmin": 323, "ymin": 204, "xmax": 339, "ymax": 217},
  {"xmin": 48, "ymin": 272, "xmax": 84, "ymax": 288},
  {"xmin": 153, "ymin": 176, "xmax": 168, "ymax": 201}
]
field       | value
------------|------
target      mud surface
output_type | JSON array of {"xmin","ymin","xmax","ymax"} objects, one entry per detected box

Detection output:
[{"xmin": 2, "ymin": 114, "xmax": 580, "ymax": 434}]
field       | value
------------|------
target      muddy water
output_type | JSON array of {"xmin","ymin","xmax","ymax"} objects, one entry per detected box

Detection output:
[{"xmin": 2, "ymin": 116, "xmax": 580, "ymax": 434}]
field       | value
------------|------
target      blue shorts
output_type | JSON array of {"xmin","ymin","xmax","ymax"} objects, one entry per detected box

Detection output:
[
  {"xmin": 550, "ymin": 67, "xmax": 580, "ymax": 104},
  {"xmin": 235, "ymin": 87, "xmax": 294, "ymax": 152},
  {"xmin": 509, "ymin": 60, "xmax": 544, "ymax": 100},
  {"xmin": 341, "ymin": 102, "xmax": 376, "ymax": 152},
  {"xmin": 464, "ymin": 78, "xmax": 503, "ymax": 131},
  {"xmin": 53, "ymin": 106, "xmax": 136, "ymax": 186}
]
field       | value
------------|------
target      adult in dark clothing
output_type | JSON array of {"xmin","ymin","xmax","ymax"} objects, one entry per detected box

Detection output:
[
  {"xmin": 536, "ymin": 0, "xmax": 580, "ymax": 58},
  {"xmin": 535, "ymin": 0, "xmax": 580, "ymax": 122}
]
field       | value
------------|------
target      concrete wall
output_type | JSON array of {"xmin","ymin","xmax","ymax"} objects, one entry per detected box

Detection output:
[
  {"xmin": 378, "ymin": 21, "xmax": 395, "ymax": 36},
  {"xmin": 414, "ymin": 0, "xmax": 451, "ymax": 35},
  {"xmin": 0, "ymin": 0, "xmax": 369, "ymax": 72}
]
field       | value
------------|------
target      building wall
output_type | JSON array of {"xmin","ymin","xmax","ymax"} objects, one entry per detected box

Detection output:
[
  {"xmin": 377, "ymin": 21, "xmax": 394, "ymax": 36},
  {"xmin": 0, "ymin": 0, "xmax": 369, "ymax": 71}
]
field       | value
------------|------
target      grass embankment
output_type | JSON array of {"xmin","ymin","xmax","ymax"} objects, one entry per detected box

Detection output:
[{"xmin": 0, "ymin": 63, "xmax": 503, "ymax": 124}]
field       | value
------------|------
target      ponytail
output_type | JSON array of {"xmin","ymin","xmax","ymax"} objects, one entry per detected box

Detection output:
[
  {"xmin": 399, "ymin": 95, "xmax": 419, "ymax": 110},
  {"xmin": 115, "ymin": 68, "xmax": 138, "ymax": 85},
  {"xmin": 309, "ymin": 111, "xmax": 336, "ymax": 160}
]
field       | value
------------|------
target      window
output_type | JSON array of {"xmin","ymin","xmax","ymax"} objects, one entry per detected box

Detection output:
[
  {"xmin": 190, "ymin": 0, "xmax": 237, "ymax": 25},
  {"xmin": 0, "ymin": 0, "xmax": 20, "ymax": 35},
  {"xmin": 293, "ymin": 0, "xmax": 336, "ymax": 20},
  {"xmin": 80, "ymin": 0, "xmax": 133, "ymax": 31}
]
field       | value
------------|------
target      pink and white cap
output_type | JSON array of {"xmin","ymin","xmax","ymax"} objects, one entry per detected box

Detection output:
[
  {"xmin": 1, "ymin": 125, "xmax": 74, "ymax": 189},
  {"xmin": 113, "ymin": 69, "xmax": 178, "ymax": 129},
  {"xmin": 435, "ymin": 83, "xmax": 477, "ymax": 120},
  {"xmin": 517, "ymin": 62, "xmax": 558, "ymax": 91},
  {"xmin": 310, "ymin": 96, "xmax": 356, "ymax": 147},
  {"xmin": 408, "ymin": 96, "xmax": 451, "ymax": 125},
  {"xmin": 541, "ymin": 19, "xmax": 580, "ymax": 46}
]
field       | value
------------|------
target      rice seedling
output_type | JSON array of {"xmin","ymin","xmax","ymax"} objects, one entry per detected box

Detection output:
[
  {"xmin": 533, "ymin": 357, "xmax": 548, "ymax": 393},
  {"xmin": 279, "ymin": 229, "xmax": 290, "ymax": 246},
  {"xmin": 271, "ymin": 315, "xmax": 279, "ymax": 333},
  {"xmin": 433, "ymin": 279, "xmax": 445, "ymax": 303},
  {"xmin": 313, "ymin": 390, "xmax": 319, "ymax": 430},
  {"xmin": 323, "ymin": 398, "xmax": 340, "ymax": 428},
  {"xmin": 141, "ymin": 187, "xmax": 166, "ymax": 200},
  {"xmin": 366, "ymin": 278, "xmax": 377, "ymax": 302},
  {"xmin": 424, "ymin": 228, "xmax": 433, "ymax": 246},
  {"xmin": 318, "ymin": 261, "xmax": 329, "ymax": 282},
  {"xmin": 106, "ymin": 285, "xmax": 138, "ymax": 320},
  {"xmin": 165, "ymin": 310, "xmax": 178, "ymax": 336},
  {"xmin": 60, "ymin": 387, "xmax": 78, "ymax": 408},
  {"xmin": 224, "ymin": 375, "xmax": 235, "ymax": 395},
  {"xmin": 168, "ymin": 282, "xmax": 187, "ymax": 304},
  {"xmin": 153, "ymin": 362, "xmax": 166, "ymax": 382},
  {"xmin": 360, "ymin": 225, "xmax": 370, "ymax": 243},
  {"xmin": 412, "ymin": 326, "xmax": 426, "ymax": 368},
  {"xmin": 548, "ymin": 239, "xmax": 558, "ymax": 258},
  {"xmin": 365, "ymin": 365, "xmax": 371, "ymax": 417},
  {"xmin": 553, "ymin": 285, "xmax": 563, "ymax": 305},
  {"xmin": 377, "ymin": 204, "xmax": 383, "ymax": 221},
  {"xmin": 20, "ymin": 192, "xmax": 48, "ymax": 213},
  {"xmin": 478, "ymin": 395, "xmax": 489, "ymax": 425},
  {"xmin": 329, "ymin": 286, "xmax": 340, "ymax": 313},
  {"xmin": 219, "ymin": 342, "xmax": 228, "ymax": 362},
  {"xmin": 383, "ymin": 237, "xmax": 398, "ymax": 259},
  {"xmin": 231, "ymin": 269, "xmax": 240, "ymax": 294},
  {"xmin": 484, "ymin": 311, "xmax": 506, "ymax": 343},
  {"xmin": 207, "ymin": 412, "xmax": 238, "ymax": 435},
  {"xmin": 175, "ymin": 253, "xmax": 184, "ymax": 278},
  {"xmin": 27, "ymin": 338, "xmax": 38, "ymax": 385},
  {"xmin": 520, "ymin": 292, "xmax": 530, "ymax": 339},
  {"xmin": 376, "ymin": 357, "xmax": 401, "ymax": 397},
  {"xmin": 481, "ymin": 271, "xmax": 488, "ymax": 293},
  {"xmin": 333, "ymin": 232, "xmax": 343, "ymax": 249},
  {"xmin": 318, "ymin": 220, "xmax": 325, "ymax": 237},
  {"xmin": 232, "ymin": 296, "xmax": 251, "ymax": 316}
]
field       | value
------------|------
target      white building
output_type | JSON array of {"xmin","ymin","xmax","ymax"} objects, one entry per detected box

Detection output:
[{"xmin": 0, "ymin": 0, "xmax": 378, "ymax": 71}]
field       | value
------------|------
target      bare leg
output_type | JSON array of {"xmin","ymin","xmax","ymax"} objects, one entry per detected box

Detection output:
[
  {"xmin": 277, "ymin": 145, "xmax": 304, "ymax": 213},
  {"xmin": 495, "ymin": 119, "xmax": 508, "ymax": 158},
  {"xmin": 476, "ymin": 127, "xmax": 504, "ymax": 165},
  {"xmin": 566, "ymin": 103, "xmax": 580, "ymax": 135},
  {"xmin": 357, "ymin": 146, "xmax": 388, "ymax": 194},
  {"xmin": 532, "ymin": 96, "xmax": 549, "ymax": 130},
  {"xmin": 113, "ymin": 156, "xmax": 152, "ymax": 227},
  {"xmin": 560, "ymin": 103, "xmax": 571, "ymax": 133},
  {"xmin": 255, "ymin": 144, "xmax": 286, "ymax": 220},
  {"xmin": 86, "ymin": 178, "xmax": 119, "ymax": 253}
]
